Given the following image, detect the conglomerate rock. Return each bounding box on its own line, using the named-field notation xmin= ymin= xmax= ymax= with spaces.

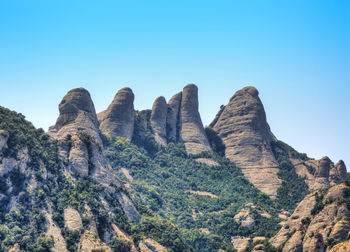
xmin=98 ymin=87 xmax=135 ymax=141
xmin=150 ymin=96 xmax=167 ymax=146
xmin=211 ymin=86 xmax=280 ymax=197
xmin=179 ymin=84 xmax=211 ymax=154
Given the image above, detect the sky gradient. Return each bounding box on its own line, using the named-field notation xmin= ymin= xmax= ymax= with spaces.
xmin=0 ymin=1 xmax=349 ymax=168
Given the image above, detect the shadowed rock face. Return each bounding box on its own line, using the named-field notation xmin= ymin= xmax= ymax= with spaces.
xmin=336 ymin=160 xmax=347 ymax=181
xmin=48 ymin=88 xmax=101 ymax=144
xmin=311 ymin=156 xmax=331 ymax=190
xmin=179 ymin=84 xmax=211 ymax=154
xmin=316 ymin=156 xmax=331 ymax=178
xmin=166 ymin=92 xmax=182 ymax=141
xmin=211 ymin=86 xmax=280 ymax=197
xmin=98 ymin=87 xmax=135 ymax=141
xmin=150 ymin=96 xmax=167 ymax=146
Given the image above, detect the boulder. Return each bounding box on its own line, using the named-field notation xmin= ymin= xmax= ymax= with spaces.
xmin=98 ymin=87 xmax=135 ymax=141
xmin=211 ymin=86 xmax=280 ymax=197
xmin=166 ymin=92 xmax=182 ymax=141
xmin=150 ymin=96 xmax=167 ymax=146
xmin=179 ymin=84 xmax=211 ymax=154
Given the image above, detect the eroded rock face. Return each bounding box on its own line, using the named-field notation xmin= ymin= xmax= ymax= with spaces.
xmin=48 ymin=88 xmax=139 ymax=223
xmin=179 ymin=84 xmax=211 ymax=154
xmin=150 ymin=96 xmax=167 ymax=146
xmin=166 ymin=92 xmax=182 ymax=141
xmin=64 ymin=207 xmax=83 ymax=231
xmin=271 ymin=183 xmax=350 ymax=252
xmin=211 ymin=86 xmax=280 ymax=197
xmin=98 ymin=87 xmax=135 ymax=141
xmin=336 ymin=160 xmax=347 ymax=181
xmin=312 ymin=156 xmax=331 ymax=190
xmin=48 ymin=88 xmax=101 ymax=145
xmin=138 ymin=239 xmax=167 ymax=252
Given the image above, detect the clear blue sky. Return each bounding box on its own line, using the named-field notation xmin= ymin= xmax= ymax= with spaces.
xmin=0 ymin=1 xmax=349 ymax=168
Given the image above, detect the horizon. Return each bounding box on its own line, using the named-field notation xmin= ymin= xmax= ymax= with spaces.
xmin=1 ymin=0 xmax=349 ymax=169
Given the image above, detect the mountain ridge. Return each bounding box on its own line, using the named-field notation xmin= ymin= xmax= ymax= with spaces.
xmin=0 ymin=84 xmax=348 ymax=252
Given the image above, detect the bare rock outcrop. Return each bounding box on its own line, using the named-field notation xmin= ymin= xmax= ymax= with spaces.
xmin=336 ymin=160 xmax=347 ymax=181
xmin=271 ymin=183 xmax=350 ymax=252
xmin=150 ymin=96 xmax=167 ymax=146
xmin=311 ymin=156 xmax=331 ymax=191
xmin=179 ymin=84 xmax=211 ymax=154
xmin=78 ymin=230 xmax=112 ymax=252
xmin=211 ymin=86 xmax=280 ymax=197
xmin=48 ymin=88 xmax=140 ymax=223
xmin=138 ymin=239 xmax=167 ymax=252
xmin=98 ymin=87 xmax=135 ymax=141
xmin=64 ymin=207 xmax=83 ymax=231
xmin=48 ymin=88 xmax=101 ymax=145
xmin=166 ymin=92 xmax=182 ymax=141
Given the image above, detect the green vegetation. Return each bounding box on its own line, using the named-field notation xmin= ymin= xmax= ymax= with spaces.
xmin=271 ymin=141 xmax=309 ymax=212
xmin=104 ymin=135 xmax=283 ymax=251
xmin=204 ymin=127 xmax=225 ymax=156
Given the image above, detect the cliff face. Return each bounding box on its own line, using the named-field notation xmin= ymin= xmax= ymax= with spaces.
xmin=150 ymin=96 xmax=168 ymax=146
xmin=166 ymin=92 xmax=182 ymax=141
xmin=270 ymin=182 xmax=350 ymax=252
xmin=98 ymin=87 xmax=135 ymax=141
xmin=48 ymin=88 xmax=102 ymax=145
xmin=49 ymin=88 xmax=140 ymax=222
xmin=179 ymin=84 xmax=212 ymax=154
xmin=211 ymin=86 xmax=280 ymax=197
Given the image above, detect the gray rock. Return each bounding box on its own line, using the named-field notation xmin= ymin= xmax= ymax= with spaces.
xmin=211 ymin=86 xmax=280 ymax=197
xmin=64 ymin=207 xmax=83 ymax=231
xmin=166 ymin=92 xmax=182 ymax=141
xmin=150 ymin=96 xmax=167 ymax=146
xmin=316 ymin=156 xmax=331 ymax=178
xmin=179 ymin=84 xmax=211 ymax=154
xmin=98 ymin=87 xmax=135 ymax=141
xmin=48 ymin=88 xmax=102 ymax=145
xmin=336 ymin=160 xmax=347 ymax=181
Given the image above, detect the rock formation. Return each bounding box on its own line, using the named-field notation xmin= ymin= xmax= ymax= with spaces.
xmin=98 ymin=87 xmax=135 ymax=141
xmin=48 ymin=88 xmax=102 ymax=145
xmin=150 ymin=96 xmax=167 ymax=146
xmin=179 ymin=84 xmax=211 ymax=154
xmin=166 ymin=92 xmax=182 ymax=141
xmin=211 ymin=86 xmax=280 ymax=197
xmin=311 ymin=156 xmax=331 ymax=190
xmin=336 ymin=160 xmax=347 ymax=181
xmin=270 ymin=183 xmax=350 ymax=251
xmin=48 ymin=88 xmax=140 ymax=222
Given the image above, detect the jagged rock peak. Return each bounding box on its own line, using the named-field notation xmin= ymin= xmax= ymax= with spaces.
xmin=211 ymin=86 xmax=280 ymax=197
xmin=336 ymin=160 xmax=347 ymax=181
xmin=180 ymin=84 xmax=211 ymax=154
xmin=48 ymin=88 xmax=101 ymax=144
xmin=166 ymin=92 xmax=182 ymax=141
xmin=316 ymin=156 xmax=331 ymax=178
xmin=150 ymin=96 xmax=167 ymax=146
xmin=98 ymin=87 xmax=135 ymax=141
